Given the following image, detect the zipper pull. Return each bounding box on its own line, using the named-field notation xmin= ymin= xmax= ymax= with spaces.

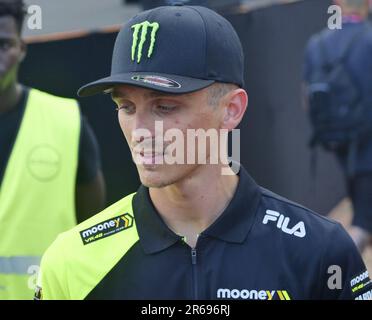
xmin=191 ymin=248 xmax=197 ymax=265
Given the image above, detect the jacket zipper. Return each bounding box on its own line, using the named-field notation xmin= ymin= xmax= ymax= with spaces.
xmin=191 ymin=248 xmax=198 ymax=299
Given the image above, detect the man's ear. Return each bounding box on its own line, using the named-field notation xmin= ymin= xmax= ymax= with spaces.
xmin=221 ymin=89 xmax=248 ymax=131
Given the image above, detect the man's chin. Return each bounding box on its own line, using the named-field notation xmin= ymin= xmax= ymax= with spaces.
xmin=137 ymin=165 xmax=168 ymax=188
xmin=136 ymin=163 xmax=199 ymax=188
xmin=139 ymin=177 xmax=171 ymax=189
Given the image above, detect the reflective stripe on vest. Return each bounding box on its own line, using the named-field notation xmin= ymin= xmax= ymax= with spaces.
xmin=0 ymin=256 xmax=41 ymax=274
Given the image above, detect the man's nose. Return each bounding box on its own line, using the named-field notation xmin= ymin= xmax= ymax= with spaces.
xmin=131 ymin=110 xmax=156 ymax=143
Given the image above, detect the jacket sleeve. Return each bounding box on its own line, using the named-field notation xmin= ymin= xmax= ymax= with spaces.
xmin=34 ymin=234 xmax=70 ymax=300
xmin=320 ymin=223 xmax=371 ymax=300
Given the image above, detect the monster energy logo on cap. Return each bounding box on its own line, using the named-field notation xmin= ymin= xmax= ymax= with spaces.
xmin=131 ymin=21 xmax=160 ymax=64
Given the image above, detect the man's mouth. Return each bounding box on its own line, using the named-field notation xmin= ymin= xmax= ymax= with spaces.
xmin=134 ymin=150 xmax=165 ymax=165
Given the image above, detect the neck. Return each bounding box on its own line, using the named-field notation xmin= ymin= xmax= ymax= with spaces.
xmin=0 ymin=83 xmax=22 ymax=114
xmin=149 ymin=164 xmax=239 ymax=247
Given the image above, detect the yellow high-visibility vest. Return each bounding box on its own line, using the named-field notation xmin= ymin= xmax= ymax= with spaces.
xmin=0 ymin=88 xmax=80 ymax=299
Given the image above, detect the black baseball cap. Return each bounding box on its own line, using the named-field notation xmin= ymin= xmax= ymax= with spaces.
xmin=77 ymin=4 xmax=244 ymax=97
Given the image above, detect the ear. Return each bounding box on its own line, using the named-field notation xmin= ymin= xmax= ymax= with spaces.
xmin=221 ymin=88 xmax=248 ymax=131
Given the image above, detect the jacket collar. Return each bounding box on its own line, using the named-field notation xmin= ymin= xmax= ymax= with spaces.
xmin=132 ymin=166 xmax=262 ymax=254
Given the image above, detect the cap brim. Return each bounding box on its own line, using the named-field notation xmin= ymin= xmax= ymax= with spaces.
xmin=77 ymin=72 xmax=215 ymax=97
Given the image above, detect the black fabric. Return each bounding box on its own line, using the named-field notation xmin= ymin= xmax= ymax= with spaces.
xmin=0 ymin=87 xmax=28 ymax=184
xmin=0 ymin=86 xmax=101 ymax=187
xmin=77 ymin=115 xmax=101 ymax=184
xmin=86 ymin=166 xmax=369 ymax=300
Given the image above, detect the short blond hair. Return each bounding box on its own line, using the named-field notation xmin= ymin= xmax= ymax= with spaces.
xmin=207 ymin=83 xmax=238 ymax=107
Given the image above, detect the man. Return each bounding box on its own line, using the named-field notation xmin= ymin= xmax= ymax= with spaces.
xmin=0 ymin=0 xmax=105 ymax=299
xmin=37 ymin=4 xmax=371 ymax=300
xmin=303 ymin=0 xmax=372 ymax=253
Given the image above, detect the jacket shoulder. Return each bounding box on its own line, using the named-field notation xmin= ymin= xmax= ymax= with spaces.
xmin=39 ymin=192 xmax=138 ymax=299
xmin=58 ymin=192 xmax=136 ymax=249
xmin=260 ymin=187 xmax=341 ymax=237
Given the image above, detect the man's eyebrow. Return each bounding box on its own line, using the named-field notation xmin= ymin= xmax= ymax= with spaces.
xmin=111 ymin=90 xmax=181 ymax=100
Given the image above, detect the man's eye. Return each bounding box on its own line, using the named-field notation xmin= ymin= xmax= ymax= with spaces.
xmin=116 ymin=105 xmax=135 ymax=114
xmin=157 ymin=105 xmax=177 ymax=113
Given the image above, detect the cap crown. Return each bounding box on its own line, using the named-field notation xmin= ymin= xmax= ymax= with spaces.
xmin=111 ymin=5 xmax=244 ymax=87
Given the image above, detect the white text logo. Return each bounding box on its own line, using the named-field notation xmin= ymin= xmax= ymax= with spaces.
xmin=262 ymin=210 xmax=306 ymax=238
xmin=216 ymin=288 xmax=291 ymax=300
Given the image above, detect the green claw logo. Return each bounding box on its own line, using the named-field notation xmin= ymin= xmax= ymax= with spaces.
xmin=131 ymin=21 xmax=160 ymax=63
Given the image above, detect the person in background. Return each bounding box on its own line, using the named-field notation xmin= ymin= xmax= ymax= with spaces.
xmin=0 ymin=0 xmax=105 ymax=299
xmin=303 ymin=0 xmax=372 ymax=253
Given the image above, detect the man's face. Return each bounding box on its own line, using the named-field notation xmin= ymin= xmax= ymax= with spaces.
xmin=0 ymin=16 xmax=24 ymax=92
xmin=112 ymin=84 xmax=224 ymax=188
